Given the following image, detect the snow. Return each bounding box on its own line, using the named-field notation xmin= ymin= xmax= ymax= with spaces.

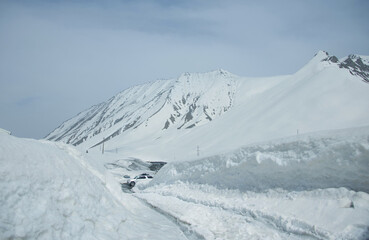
xmin=150 ymin=126 xmax=369 ymax=192
xmin=136 ymin=183 xmax=369 ymax=240
xmin=3 ymin=51 xmax=369 ymax=239
xmin=130 ymin=126 xmax=369 ymax=239
xmin=45 ymin=51 xmax=369 ymax=165
xmin=3 ymin=126 xmax=369 ymax=239
xmin=0 ymin=128 xmax=11 ymax=135
xmin=0 ymin=134 xmax=187 ymax=240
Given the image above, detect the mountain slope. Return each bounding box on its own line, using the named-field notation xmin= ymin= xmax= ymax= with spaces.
xmin=46 ymin=69 xmax=238 ymax=146
xmin=46 ymin=51 xmax=369 ymax=161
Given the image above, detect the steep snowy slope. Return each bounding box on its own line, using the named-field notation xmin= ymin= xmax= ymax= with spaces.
xmin=46 ymin=69 xmax=238 ymax=146
xmin=46 ymin=51 xmax=369 ymax=162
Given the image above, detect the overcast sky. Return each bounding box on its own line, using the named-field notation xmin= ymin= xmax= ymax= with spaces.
xmin=1 ymin=0 xmax=368 ymax=139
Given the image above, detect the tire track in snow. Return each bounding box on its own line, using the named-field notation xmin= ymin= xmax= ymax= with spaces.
xmin=136 ymin=192 xmax=329 ymax=240
xmin=174 ymin=195 xmax=328 ymax=239
xmin=134 ymin=195 xmax=206 ymax=240
xmin=227 ymin=206 xmax=328 ymax=240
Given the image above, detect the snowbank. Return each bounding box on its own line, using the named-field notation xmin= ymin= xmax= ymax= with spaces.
xmin=0 ymin=134 xmax=189 ymax=240
xmin=134 ymin=126 xmax=369 ymax=239
xmin=150 ymin=126 xmax=369 ymax=193
xmin=0 ymin=134 xmax=132 ymax=239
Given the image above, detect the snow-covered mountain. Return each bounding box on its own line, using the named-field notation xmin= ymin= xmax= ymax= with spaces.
xmin=4 ymin=51 xmax=369 ymax=239
xmin=46 ymin=51 xmax=369 ymax=161
xmin=46 ymin=69 xmax=237 ymax=145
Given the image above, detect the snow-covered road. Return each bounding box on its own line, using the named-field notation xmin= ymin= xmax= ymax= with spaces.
xmin=135 ymin=183 xmax=369 ymax=240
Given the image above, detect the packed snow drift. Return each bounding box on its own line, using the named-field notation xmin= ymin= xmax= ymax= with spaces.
xmin=0 ymin=133 xmax=188 ymax=240
xmin=151 ymin=126 xmax=369 ymax=193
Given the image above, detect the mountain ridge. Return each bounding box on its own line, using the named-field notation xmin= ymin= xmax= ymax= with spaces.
xmin=45 ymin=51 xmax=369 ymax=161
xmin=46 ymin=68 xmax=239 ymax=145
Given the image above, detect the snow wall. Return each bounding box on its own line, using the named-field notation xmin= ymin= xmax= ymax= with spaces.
xmin=150 ymin=126 xmax=369 ymax=193
xmin=0 ymin=134 xmax=129 ymax=240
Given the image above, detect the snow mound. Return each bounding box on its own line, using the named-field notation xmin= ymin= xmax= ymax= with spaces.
xmin=0 ymin=134 xmax=130 ymax=239
xmin=150 ymin=126 xmax=369 ymax=193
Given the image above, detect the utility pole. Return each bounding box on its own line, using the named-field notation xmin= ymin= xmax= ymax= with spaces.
xmin=102 ymin=138 xmax=105 ymax=154
xmin=297 ymin=129 xmax=299 ymax=159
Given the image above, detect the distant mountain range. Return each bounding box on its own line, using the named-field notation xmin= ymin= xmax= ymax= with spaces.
xmin=46 ymin=51 xmax=369 ymax=161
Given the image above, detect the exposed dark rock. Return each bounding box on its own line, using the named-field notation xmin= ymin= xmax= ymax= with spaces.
xmin=93 ymin=128 xmax=101 ymax=136
xmin=322 ymin=55 xmax=339 ymax=63
xmin=123 ymin=119 xmax=138 ymax=131
xmin=340 ymin=55 xmax=369 ymax=83
xmin=163 ymin=120 xmax=170 ymax=130
xmin=184 ymin=111 xmax=193 ymax=122
xmin=73 ymin=136 xmax=87 ymax=146
xmin=114 ymin=117 xmax=124 ymax=125
xmin=111 ymin=128 xmax=121 ymax=138
xmin=203 ymin=106 xmax=212 ymax=121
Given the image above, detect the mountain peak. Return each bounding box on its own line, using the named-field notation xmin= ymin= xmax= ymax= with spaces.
xmin=314 ymin=50 xmax=329 ymax=58
xmin=312 ymin=50 xmax=339 ymax=63
xmin=296 ymin=51 xmax=338 ymax=76
xmin=178 ymin=69 xmax=236 ymax=80
xmin=300 ymin=51 xmax=369 ymax=83
xmin=345 ymin=54 xmax=369 ymax=63
xmin=340 ymin=54 xmax=369 ymax=83
xmin=306 ymin=50 xmax=330 ymax=65
xmin=216 ymin=68 xmax=231 ymax=75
